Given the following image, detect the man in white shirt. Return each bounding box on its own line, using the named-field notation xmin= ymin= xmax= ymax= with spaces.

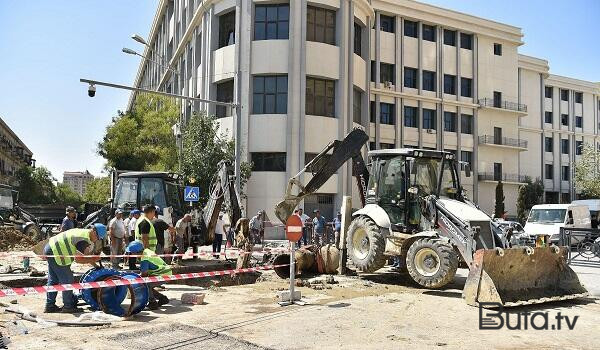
xmin=172 ymin=214 xmax=192 ymax=264
xmin=213 ymin=213 xmax=226 ymax=259
xmin=249 ymin=211 xmax=264 ymax=245
xmin=127 ymin=210 xmax=141 ymax=269
xmin=298 ymin=208 xmax=311 ymax=247
xmin=108 ymin=209 xmax=126 ymax=269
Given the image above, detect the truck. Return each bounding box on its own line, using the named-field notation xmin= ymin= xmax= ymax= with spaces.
xmin=524 ymin=203 xmax=591 ymax=245
xmin=274 ymin=128 xmax=587 ymax=307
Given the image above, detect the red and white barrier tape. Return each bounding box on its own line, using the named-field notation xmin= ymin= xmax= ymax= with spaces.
xmin=0 ymin=248 xmax=291 ymax=260
xmin=0 ymin=264 xmax=289 ymax=298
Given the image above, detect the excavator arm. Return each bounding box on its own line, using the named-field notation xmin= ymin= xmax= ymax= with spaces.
xmin=274 ymin=128 xmax=370 ymax=224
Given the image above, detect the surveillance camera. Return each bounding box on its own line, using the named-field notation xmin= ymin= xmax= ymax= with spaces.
xmin=88 ymin=84 xmax=96 ymax=97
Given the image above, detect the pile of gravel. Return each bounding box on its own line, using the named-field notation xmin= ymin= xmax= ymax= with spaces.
xmin=0 ymin=226 xmax=36 ymax=251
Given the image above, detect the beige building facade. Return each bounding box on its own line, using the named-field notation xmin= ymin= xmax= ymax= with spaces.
xmin=0 ymin=117 xmax=34 ymax=187
xmin=63 ymin=171 xmax=94 ymax=196
xmin=129 ymin=0 xmax=600 ymax=220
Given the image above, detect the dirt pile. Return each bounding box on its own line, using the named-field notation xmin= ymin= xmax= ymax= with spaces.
xmin=0 ymin=226 xmax=37 ymax=251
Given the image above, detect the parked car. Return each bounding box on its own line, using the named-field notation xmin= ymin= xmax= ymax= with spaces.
xmin=524 ymin=204 xmax=591 ymax=245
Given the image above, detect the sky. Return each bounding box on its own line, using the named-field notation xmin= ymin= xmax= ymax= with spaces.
xmin=0 ymin=1 xmax=598 ymax=182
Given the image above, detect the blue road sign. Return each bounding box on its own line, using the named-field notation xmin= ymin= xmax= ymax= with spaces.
xmin=184 ymin=186 xmax=200 ymax=202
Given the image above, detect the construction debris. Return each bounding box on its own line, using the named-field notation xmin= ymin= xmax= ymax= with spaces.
xmin=0 ymin=227 xmax=36 ymax=251
xmin=181 ymin=293 xmax=205 ymax=305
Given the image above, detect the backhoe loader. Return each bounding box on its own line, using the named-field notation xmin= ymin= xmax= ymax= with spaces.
xmin=275 ymin=128 xmax=587 ymax=307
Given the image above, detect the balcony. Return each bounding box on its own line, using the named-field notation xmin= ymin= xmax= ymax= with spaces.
xmin=478 ymin=98 xmax=527 ymax=113
xmin=478 ymin=135 xmax=527 ymax=149
xmin=478 ymin=172 xmax=527 ymax=184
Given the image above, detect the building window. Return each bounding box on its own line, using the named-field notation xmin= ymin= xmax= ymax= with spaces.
xmin=380 ymin=63 xmax=395 ymax=85
xmin=369 ymin=101 xmax=375 ymax=123
xmin=461 ymin=78 xmax=472 ymax=97
xmin=380 ymin=143 xmax=395 ymax=149
xmin=423 ymin=109 xmax=436 ymax=130
xmin=307 ymin=6 xmax=336 ymax=45
xmin=493 ymin=91 xmax=502 ymax=108
xmin=443 ymin=29 xmax=456 ymax=46
xmin=493 ymin=43 xmax=502 ymax=56
xmin=252 ymin=75 xmax=288 ymax=114
xmin=254 ymin=4 xmax=289 ymax=40
xmin=576 ymin=141 xmax=583 ymax=155
xmin=404 ymin=20 xmax=418 ymax=38
xmin=544 ymin=111 xmax=553 ymax=124
xmin=216 ymin=80 xmax=234 ymax=118
xmin=353 ymin=88 xmax=362 ymax=124
xmin=493 ymin=163 xmax=502 ymax=181
xmin=422 ymin=70 xmax=436 ymax=91
xmin=561 ymin=89 xmax=569 ymax=101
xmin=460 ymin=33 xmax=472 ymax=50
xmin=575 ymin=92 xmax=583 ymax=103
xmin=251 ymin=152 xmax=286 ymax=172
xmin=461 ymin=114 xmax=473 ymax=134
xmin=561 ymin=139 xmax=569 ymax=154
xmin=218 ymin=11 xmax=236 ymax=48
xmin=354 ymin=22 xmax=362 ymax=56
xmin=404 ymin=67 xmax=418 ymax=88
xmin=561 ymin=114 xmax=569 ymax=126
xmin=444 ymin=112 xmax=457 ymax=132
xmin=576 ymin=116 xmax=583 ymax=128
xmin=444 ymin=74 xmax=456 ymax=95
xmin=404 ymin=106 xmax=418 ymax=128
xmin=306 ymin=77 xmax=335 ymax=117
xmin=422 ymin=24 xmax=436 ymax=41
xmin=545 ymin=164 xmax=553 ymax=179
xmin=545 ymin=86 xmax=553 ymax=98
xmin=561 ymin=165 xmax=569 ymax=181
xmin=545 ymin=136 xmax=553 ymax=152
xmin=380 ymin=14 xmax=395 ymax=33
xmin=380 ymin=103 xmax=394 ymax=125
xmin=461 ymin=151 xmax=473 ymax=166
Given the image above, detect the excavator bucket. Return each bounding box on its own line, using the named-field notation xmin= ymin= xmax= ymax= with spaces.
xmin=463 ymin=246 xmax=588 ymax=307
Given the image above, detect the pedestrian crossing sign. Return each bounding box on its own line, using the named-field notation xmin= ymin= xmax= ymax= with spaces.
xmin=184 ymin=186 xmax=200 ymax=202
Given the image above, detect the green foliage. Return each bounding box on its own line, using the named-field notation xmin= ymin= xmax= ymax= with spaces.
xmin=574 ymin=144 xmax=600 ymax=198
xmin=494 ymin=180 xmax=505 ymax=218
xmin=97 ymin=94 xmax=179 ymax=172
xmin=15 ymin=166 xmax=57 ymax=204
xmin=83 ymin=177 xmax=111 ymax=204
xmin=55 ymin=183 xmax=83 ymax=208
xmin=516 ymin=177 xmax=544 ymax=224
xmin=181 ymin=112 xmax=252 ymax=204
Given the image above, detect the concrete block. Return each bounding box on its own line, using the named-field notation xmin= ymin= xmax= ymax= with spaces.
xmin=276 ymin=290 xmax=301 ymax=302
xmin=181 ymin=293 xmax=206 ymax=305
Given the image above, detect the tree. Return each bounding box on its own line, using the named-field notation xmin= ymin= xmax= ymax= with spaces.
xmin=83 ymin=177 xmax=111 ymax=204
xmin=181 ymin=112 xmax=252 ymax=205
xmin=15 ymin=166 xmax=57 ymax=204
xmin=494 ymin=180 xmax=505 ymax=218
xmin=55 ymin=183 xmax=83 ymax=208
xmin=574 ymin=143 xmax=600 ymax=198
xmin=97 ymin=94 xmax=179 ymax=172
xmin=516 ymin=177 xmax=544 ymax=224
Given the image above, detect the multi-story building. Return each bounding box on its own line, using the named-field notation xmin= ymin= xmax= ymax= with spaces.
xmin=0 ymin=117 xmax=34 ymax=186
xmin=129 ymin=0 xmax=600 ymax=220
xmin=63 ymin=171 xmax=94 ymax=196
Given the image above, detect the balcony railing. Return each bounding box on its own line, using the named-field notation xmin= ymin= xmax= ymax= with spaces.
xmin=478 ymin=172 xmax=527 ymax=183
xmin=478 ymin=135 xmax=528 ymax=148
xmin=478 ymin=98 xmax=527 ymax=113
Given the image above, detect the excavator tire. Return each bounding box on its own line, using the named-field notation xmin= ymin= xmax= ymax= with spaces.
xmin=24 ymin=224 xmax=43 ymax=241
xmin=346 ymin=216 xmax=387 ymax=273
xmin=406 ymin=237 xmax=458 ymax=289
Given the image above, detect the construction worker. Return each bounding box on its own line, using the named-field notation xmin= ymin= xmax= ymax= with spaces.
xmin=127 ymin=209 xmax=141 ymax=269
xmin=44 ymin=223 xmax=106 ymax=313
xmin=173 ymin=214 xmax=192 ymax=264
xmin=60 ymin=206 xmax=77 ymax=232
xmin=135 ymin=204 xmax=158 ymax=252
xmin=125 ymin=241 xmax=171 ymax=310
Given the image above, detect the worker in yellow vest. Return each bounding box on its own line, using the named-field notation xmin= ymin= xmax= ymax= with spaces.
xmin=44 ymin=223 xmax=107 ymax=313
xmin=135 ymin=204 xmax=158 ymax=252
xmin=125 ymin=240 xmax=171 ymax=310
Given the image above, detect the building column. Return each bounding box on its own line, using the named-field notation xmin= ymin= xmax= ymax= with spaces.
xmin=472 ymin=34 xmax=479 ymax=203
xmin=374 ymin=11 xmax=381 ymax=148
xmin=395 ymin=15 xmax=403 ymax=147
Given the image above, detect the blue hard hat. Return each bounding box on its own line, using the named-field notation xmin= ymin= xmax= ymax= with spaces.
xmin=126 ymin=240 xmax=144 ymax=253
xmin=93 ymin=223 xmax=107 ymax=240
xmin=131 ymin=209 xmax=141 ymax=215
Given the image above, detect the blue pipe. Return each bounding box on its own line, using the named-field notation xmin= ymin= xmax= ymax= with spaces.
xmin=80 ymin=268 xmax=149 ymax=316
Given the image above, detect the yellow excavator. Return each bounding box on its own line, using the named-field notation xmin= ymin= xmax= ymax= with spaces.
xmin=275 ymin=128 xmax=587 ymax=307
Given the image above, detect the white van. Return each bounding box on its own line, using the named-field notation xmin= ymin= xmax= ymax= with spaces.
xmin=524 ymin=204 xmax=591 ymax=244
xmin=571 ymin=199 xmax=600 ymax=227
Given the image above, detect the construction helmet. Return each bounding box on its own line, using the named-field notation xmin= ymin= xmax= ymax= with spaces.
xmin=66 ymin=206 xmax=76 ymax=214
xmin=126 ymin=240 xmax=144 ymax=253
xmin=93 ymin=223 xmax=107 ymax=240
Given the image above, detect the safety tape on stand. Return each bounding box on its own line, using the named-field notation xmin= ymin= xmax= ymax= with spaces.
xmin=0 ymin=264 xmax=289 ymax=298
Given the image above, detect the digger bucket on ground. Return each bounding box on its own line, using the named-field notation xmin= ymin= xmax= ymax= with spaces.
xmin=463 ymin=246 xmax=588 ymax=307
